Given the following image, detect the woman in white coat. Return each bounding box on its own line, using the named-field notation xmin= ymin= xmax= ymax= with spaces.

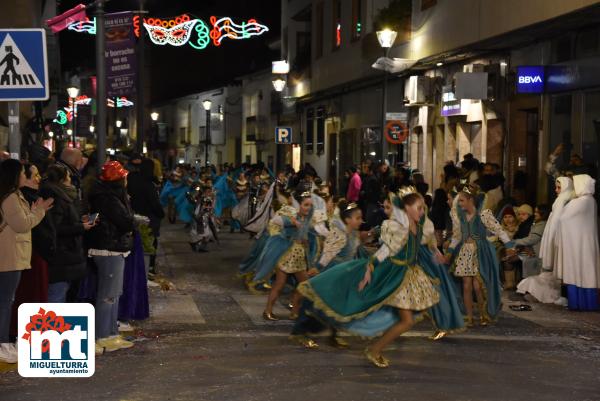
xmin=556 ymin=174 xmax=600 ymax=310
xmin=517 ymin=177 xmax=574 ymax=303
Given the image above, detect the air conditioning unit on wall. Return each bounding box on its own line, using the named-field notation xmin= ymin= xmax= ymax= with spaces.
xmin=404 ymin=76 xmax=433 ymax=106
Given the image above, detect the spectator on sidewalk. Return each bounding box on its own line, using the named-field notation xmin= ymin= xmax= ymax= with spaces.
xmin=514 ymin=204 xmax=534 ymax=240
xmin=87 ymin=161 xmax=135 ymax=354
xmin=555 ymin=174 xmax=600 ymax=311
xmin=429 ymin=188 xmax=450 ymax=250
xmin=9 ymin=163 xmax=55 ymax=338
xmin=517 ymin=177 xmax=574 ymax=304
xmin=56 ymin=147 xmax=85 ymax=203
xmin=127 ymin=158 xmax=165 ymax=274
xmin=477 ymin=163 xmax=504 ymax=214
xmin=0 ymin=159 xmax=52 ymax=364
xmin=346 ymin=166 xmax=361 ymax=202
xmin=41 ymin=164 xmax=95 ymax=302
xmin=545 ymin=143 xmax=595 ymax=180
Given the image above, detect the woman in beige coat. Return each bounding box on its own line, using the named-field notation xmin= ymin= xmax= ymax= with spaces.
xmin=0 ymin=159 xmax=53 ymax=363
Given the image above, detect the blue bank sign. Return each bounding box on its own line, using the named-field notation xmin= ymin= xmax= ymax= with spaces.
xmin=516 ymin=66 xmax=545 ymax=94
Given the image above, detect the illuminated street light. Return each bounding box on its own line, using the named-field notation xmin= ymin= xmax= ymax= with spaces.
xmin=202 ymin=100 xmax=212 ymax=166
xmin=376 ymin=29 xmax=397 ymax=48
xmin=66 ymin=87 xmax=80 ymax=144
xmin=272 ymin=78 xmax=286 ymax=92
xmin=89 ymin=125 xmax=95 ymax=133
xmin=116 ymin=120 xmax=122 ymax=128
xmin=48 ymin=131 xmax=54 ymax=138
xmin=150 ymin=112 xmax=159 ymax=121
xmin=66 ymin=86 xmax=80 ymax=99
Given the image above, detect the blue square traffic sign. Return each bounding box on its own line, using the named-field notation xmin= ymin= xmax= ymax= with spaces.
xmin=0 ymin=29 xmax=49 ymax=101
xmin=275 ymin=127 xmax=292 ymax=144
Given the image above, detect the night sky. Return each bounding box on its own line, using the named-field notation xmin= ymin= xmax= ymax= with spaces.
xmin=58 ymin=0 xmax=281 ymax=102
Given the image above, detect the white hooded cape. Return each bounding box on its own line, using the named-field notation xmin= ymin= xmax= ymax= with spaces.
xmin=555 ymin=174 xmax=600 ymax=289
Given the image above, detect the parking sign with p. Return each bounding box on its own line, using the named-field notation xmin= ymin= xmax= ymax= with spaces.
xmin=275 ymin=127 xmax=292 ymax=144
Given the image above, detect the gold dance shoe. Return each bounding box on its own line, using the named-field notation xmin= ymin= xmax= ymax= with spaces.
xmin=464 ymin=316 xmax=474 ymax=328
xmin=289 ymin=335 xmax=319 ymax=349
xmin=429 ymin=331 xmax=447 ymax=341
xmin=329 ymin=336 xmax=349 ymax=349
xmin=479 ymin=316 xmax=491 ymax=327
xmin=364 ymin=348 xmax=389 ymax=368
xmin=262 ymin=311 xmax=279 ymax=321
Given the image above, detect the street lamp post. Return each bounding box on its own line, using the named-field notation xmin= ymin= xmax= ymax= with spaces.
xmin=150 ymin=112 xmax=159 ymax=152
xmin=376 ymin=28 xmax=397 ymax=162
xmin=202 ymin=100 xmax=212 ymax=166
xmin=67 ymin=86 xmax=80 ymax=146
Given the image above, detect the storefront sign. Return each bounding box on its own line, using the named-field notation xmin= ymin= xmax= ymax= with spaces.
xmin=516 ymin=66 xmax=544 ymax=94
xmin=441 ymin=85 xmax=465 ymax=116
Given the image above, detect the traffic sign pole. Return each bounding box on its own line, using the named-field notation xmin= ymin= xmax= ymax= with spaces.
xmin=8 ymin=102 xmax=20 ymax=158
xmin=95 ymin=0 xmax=107 ymax=172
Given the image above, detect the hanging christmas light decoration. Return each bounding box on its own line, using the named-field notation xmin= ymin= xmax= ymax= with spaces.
xmin=108 ymin=97 xmax=135 ymax=108
xmin=68 ymin=17 xmax=96 ymax=34
xmin=53 ymin=110 xmax=68 ymax=125
xmin=67 ymin=13 xmax=269 ymax=51
xmin=208 ymin=16 xmax=268 ymax=46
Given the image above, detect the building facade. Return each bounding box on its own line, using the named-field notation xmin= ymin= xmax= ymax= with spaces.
xmin=152 ymin=85 xmax=242 ymax=169
xmin=281 ymin=0 xmax=600 ymax=203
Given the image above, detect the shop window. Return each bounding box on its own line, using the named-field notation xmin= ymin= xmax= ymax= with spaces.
xmin=575 ymin=27 xmax=600 ymax=59
xmin=352 ymin=0 xmax=363 ymax=41
xmin=583 ymin=91 xmax=600 ymax=169
xmin=316 ymin=106 xmax=325 ymax=154
xmin=179 ymin=127 xmax=188 ymax=144
xmin=549 ymin=95 xmax=572 ymax=164
xmin=306 ymin=108 xmax=314 ymax=153
xmin=295 ymin=32 xmax=311 ymax=70
xmin=315 ymin=2 xmax=324 ymax=59
xmin=332 ymin=0 xmax=342 ymax=50
xmin=552 ymin=35 xmax=573 ymax=63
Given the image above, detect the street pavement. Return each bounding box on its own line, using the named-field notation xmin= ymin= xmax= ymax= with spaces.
xmin=1 ymin=224 xmax=600 ymax=401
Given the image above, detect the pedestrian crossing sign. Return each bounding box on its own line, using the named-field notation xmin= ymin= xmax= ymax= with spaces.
xmin=0 ymin=29 xmax=48 ymax=101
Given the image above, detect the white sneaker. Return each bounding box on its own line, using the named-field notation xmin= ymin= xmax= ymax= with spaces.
xmin=118 ymin=321 xmax=133 ymax=332
xmin=0 ymin=343 xmax=18 ymax=364
xmin=554 ymin=297 xmax=568 ymax=307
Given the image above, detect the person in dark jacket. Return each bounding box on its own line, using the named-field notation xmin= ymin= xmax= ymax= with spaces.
xmin=87 ymin=161 xmax=135 ymax=354
xmin=514 ymin=204 xmax=534 ymax=240
xmin=428 ymin=188 xmax=450 ymax=250
xmin=41 ymin=165 xmax=94 ymax=303
xmin=127 ymin=158 xmax=165 ymax=273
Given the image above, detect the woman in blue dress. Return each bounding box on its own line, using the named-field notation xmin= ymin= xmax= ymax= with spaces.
xmin=312 ymin=199 xmax=363 ymax=273
xmin=292 ymin=199 xmax=364 ymax=348
xmin=261 ymin=191 xmax=328 ymax=321
xmin=447 ymin=185 xmax=514 ymax=327
xmin=296 ymin=191 xmax=464 ymax=367
xmin=239 ymin=191 xmax=293 ymax=284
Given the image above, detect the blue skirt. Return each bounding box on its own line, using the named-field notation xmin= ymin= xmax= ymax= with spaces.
xmin=566 ymin=285 xmax=600 ymax=311
xmin=239 ymin=233 xmax=269 ymax=275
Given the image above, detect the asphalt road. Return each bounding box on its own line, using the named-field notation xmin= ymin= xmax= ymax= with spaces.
xmin=1 ymin=224 xmax=600 ymax=401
